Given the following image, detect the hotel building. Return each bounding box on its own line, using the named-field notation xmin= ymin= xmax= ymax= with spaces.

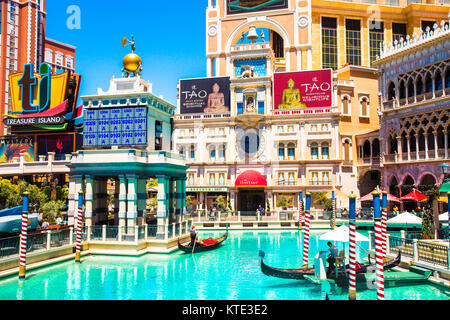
xmin=0 ymin=0 xmax=76 ymax=135
xmin=374 ymin=14 xmax=450 ymax=202
xmin=173 ymin=0 xmax=449 ymax=213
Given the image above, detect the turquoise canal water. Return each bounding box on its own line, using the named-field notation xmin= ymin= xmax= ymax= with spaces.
xmin=0 ymin=230 xmax=448 ymax=300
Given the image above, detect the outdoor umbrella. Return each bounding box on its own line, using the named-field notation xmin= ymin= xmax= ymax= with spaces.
xmin=319 ymin=225 xmax=369 ymax=243
xmin=387 ymin=212 xmax=422 ymax=228
xmin=359 ymin=190 xmax=401 ymax=202
xmin=400 ymin=189 xmax=427 ymax=202
xmin=439 ymin=212 xmax=449 ymax=223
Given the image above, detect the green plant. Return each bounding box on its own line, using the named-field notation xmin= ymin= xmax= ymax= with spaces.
xmin=266 ymin=198 xmax=271 ymax=212
xmin=41 ymin=200 xmax=65 ymax=223
xmin=422 ymin=188 xmax=439 ymax=239
xmin=228 ymin=198 xmax=233 ymax=211
xmin=216 ymin=195 xmax=226 ymax=210
xmin=277 ymin=195 xmax=290 ymax=209
xmin=312 ymin=191 xmax=333 ymax=211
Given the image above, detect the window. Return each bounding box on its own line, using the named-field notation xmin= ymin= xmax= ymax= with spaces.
xmin=279 ymin=143 xmax=285 ymax=160
xmin=288 ymin=172 xmax=296 ymax=186
xmin=421 ymin=20 xmax=435 ymax=33
xmin=346 ymin=19 xmax=361 ymax=66
xmin=311 ymin=143 xmax=319 ymax=160
xmin=155 ymin=121 xmax=163 ymax=150
xmin=342 ymin=96 xmax=350 ymax=115
xmin=288 ymin=144 xmax=295 ymax=160
xmin=311 ymin=124 xmax=318 ymax=132
xmin=278 ymin=126 xmax=284 ymax=133
xmin=323 ymin=172 xmax=330 ymax=185
xmin=190 ymin=145 xmax=195 ymax=160
xmin=189 ymin=129 xmax=194 ymax=136
xmin=220 ymin=145 xmax=226 ymax=161
xmin=218 ymin=173 xmax=226 ymax=186
xmin=369 ymin=22 xmax=384 ymax=66
xmin=55 ymin=53 xmax=63 ymax=66
xmin=209 ymin=174 xmax=216 ymax=186
xmin=322 ymin=142 xmax=329 ymax=160
xmin=45 ymin=50 xmax=53 ymax=63
xmin=278 ymin=173 xmax=285 ymax=185
xmin=288 ymin=126 xmax=294 ymax=133
xmin=322 ymin=17 xmax=338 ymax=70
xmin=66 ymin=56 xmax=74 ymax=69
xmin=311 ymin=172 xmax=319 ymax=185
xmin=322 ymin=124 xmax=329 ymax=131
xmin=344 ymin=141 xmax=351 ymax=162
xmin=210 ymin=146 xmax=216 ymax=161
xmin=392 ymin=23 xmax=407 ymax=44
xmin=188 ymin=174 xmax=195 ymax=186
xmin=361 ymin=97 xmax=369 ymax=117
xmin=219 ymin=128 xmax=224 ymax=136
xmin=179 ymin=146 xmax=185 ymax=157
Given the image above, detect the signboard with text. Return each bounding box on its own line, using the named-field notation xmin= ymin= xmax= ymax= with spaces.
xmin=83 ymin=107 xmax=148 ymax=147
xmin=274 ymin=69 xmax=333 ymax=110
xmin=226 ymin=0 xmax=288 ymax=15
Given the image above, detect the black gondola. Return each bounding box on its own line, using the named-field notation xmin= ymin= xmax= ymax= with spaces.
xmin=178 ymin=230 xmax=229 ymax=253
xmin=259 ymin=251 xmax=315 ymax=280
xmin=259 ymin=250 xmax=401 ymax=281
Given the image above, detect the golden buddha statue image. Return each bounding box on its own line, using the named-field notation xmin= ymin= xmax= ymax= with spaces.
xmin=205 ymin=83 xmax=230 ymax=113
xmin=277 ymin=78 xmax=307 ymax=109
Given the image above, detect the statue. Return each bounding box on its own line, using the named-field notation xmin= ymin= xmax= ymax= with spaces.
xmin=122 ymin=36 xmax=143 ymax=78
xmin=239 ymin=65 xmax=257 ymax=79
xmin=277 ymin=78 xmax=307 ymax=109
xmin=204 ymin=82 xmax=230 ymax=113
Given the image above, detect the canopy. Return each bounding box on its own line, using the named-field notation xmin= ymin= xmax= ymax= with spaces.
xmin=400 ymin=189 xmax=427 ymax=202
xmin=359 ymin=190 xmax=401 ymax=202
xmin=326 ymin=189 xmax=349 ymax=199
xmin=438 ymin=196 xmax=448 ymax=203
xmin=439 ymin=182 xmax=450 ymax=193
xmin=235 ymin=170 xmax=267 ymax=188
xmin=319 ymin=225 xmax=369 ymax=243
xmin=439 ymin=212 xmax=449 ymax=223
xmin=387 ymin=212 xmax=422 ymax=225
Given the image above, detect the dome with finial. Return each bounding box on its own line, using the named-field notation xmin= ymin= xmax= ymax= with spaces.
xmin=121 ymin=36 xmax=142 ymax=77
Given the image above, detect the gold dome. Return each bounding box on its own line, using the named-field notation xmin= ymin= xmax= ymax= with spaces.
xmin=123 ymin=53 xmax=142 ymax=73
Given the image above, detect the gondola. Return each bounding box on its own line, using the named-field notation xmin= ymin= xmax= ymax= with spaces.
xmin=259 ymin=251 xmax=315 ymax=280
xmin=178 ymin=229 xmax=229 ymax=254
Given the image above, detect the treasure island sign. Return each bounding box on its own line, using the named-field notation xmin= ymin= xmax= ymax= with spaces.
xmin=3 ymin=63 xmax=81 ymax=132
xmin=227 ymin=0 xmax=288 ymax=15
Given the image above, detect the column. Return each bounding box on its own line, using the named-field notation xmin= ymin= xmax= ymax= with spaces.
xmin=396 ymin=136 xmax=402 ymax=162
xmin=424 ymin=134 xmax=429 ymax=160
xmin=175 ymin=179 xmax=186 ymax=223
xmin=118 ymin=176 xmax=127 ymax=227
xmin=444 ymin=130 xmax=448 ymax=159
xmin=168 ymin=180 xmax=175 ymax=223
xmin=68 ymin=175 xmax=80 ymax=226
xmin=95 ymin=178 xmax=108 ymax=225
xmin=434 ymin=132 xmax=439 ymax=159
xmin=85 ymin=176 xmax=94 ymax=227
xmin=230 ymin=191 xmax=236 ymax=213
xmin=156 ymin=175 xmax=170 ymax=239
xmin=407 ymin=136 xmax=411 ymax=161
xmin=114 ymin=178 xmax=120 ymax=226
xmin=415 ymin=134 xmax=419 ymax=160
xmin=127 ymin=175 xmax=138 ymax=228
xmin=137 ymin=178 xmax=148 ymax=226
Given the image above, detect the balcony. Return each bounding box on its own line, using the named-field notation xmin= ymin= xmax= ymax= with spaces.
xmin=385 ymin=148 xmax=449 ymax=164
xmin=309 ymin=181 xmax=331 ymax=186
xmin=383 ymin=87 xmax=449 ymax=112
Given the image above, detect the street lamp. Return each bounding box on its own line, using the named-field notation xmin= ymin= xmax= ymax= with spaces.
xmin=441 ymin=163 xmax=449 ymax=183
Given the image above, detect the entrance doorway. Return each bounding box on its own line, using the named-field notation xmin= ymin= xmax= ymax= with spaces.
xmin=238 ymin=189 xmax=265 ymax=212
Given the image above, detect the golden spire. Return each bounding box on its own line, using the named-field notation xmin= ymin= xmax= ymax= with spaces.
xmin=122 ymin=35 xmax=142 ymax=77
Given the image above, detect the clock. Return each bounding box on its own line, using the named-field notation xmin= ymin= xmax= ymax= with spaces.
xmin=235 ymin=127 xmax=266 ymax=160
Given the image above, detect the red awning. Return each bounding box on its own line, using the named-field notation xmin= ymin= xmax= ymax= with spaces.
xmin=235 ymin=170 xmax=267 ymax=188
xmin=400 ymin=189 xmax=427 ymax=202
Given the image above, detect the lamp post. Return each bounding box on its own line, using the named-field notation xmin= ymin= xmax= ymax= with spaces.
xmin=441 ymin=163 xmax=449 ymax=183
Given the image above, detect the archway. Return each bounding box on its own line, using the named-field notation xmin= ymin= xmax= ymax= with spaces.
xmin=388 ymin=176 xmax=400 ymax=198
xmin=419 ymin=174 xmax=436 ymax=193
xmin=359 ymin=170 xmax=381 ymax=204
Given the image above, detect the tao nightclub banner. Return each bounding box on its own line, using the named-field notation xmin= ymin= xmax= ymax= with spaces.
xmin=180 ymin=77 xmax=231 ymax=115
xmin=274 ymin=70 xmax=333 ymax=110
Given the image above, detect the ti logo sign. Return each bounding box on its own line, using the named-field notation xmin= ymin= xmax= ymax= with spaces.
xmin=18 ymin=63 xmax=52 ymax=114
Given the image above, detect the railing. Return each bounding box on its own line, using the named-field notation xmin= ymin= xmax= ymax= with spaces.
xmin=417 ymin=242 xmax=449 ymax=268
xmin=390 ymin=236 xmax=415 ymax=258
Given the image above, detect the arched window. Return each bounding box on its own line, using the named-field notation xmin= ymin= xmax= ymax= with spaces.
xmin=425 ymin=73 xmax=433 ymax=93
xmin=399 ymin=80 xmax=406 ymax=100
xmin=389 ymin=135 xmax=397 ymax=154
xmin=322 ymin=142 xmax=329 ymax=160
xmin=218 ymin=173 xmax=225 ymax=186
xmin=311 ymin=143 xmax=319 ymax=160
xmin=387 ymin=82 xmax=396 ymax=100
xmin=427 ymin=128 xmax=435 ymax=151
xmin=220 ymin=145 xmax=226 ymax=161
xmin=190 ymin=145 xmax=195 ymax=160
xmin=278 ymin=173 xmax=285 ymax=185
xmin=418 ymin=129 xmax=425 ymax=152
xmin=210 ymin=146 xmax=216 ymax=161
xmin=188 ymin=173 xmax=195 ymax=186
xmin=342 ymin=96 xmax=350 ymax=114
xmin=344 ymin=141 xmax=351 ymax=162
xmin=323 ymin=172 xmax=330 ymax=185
xmin=288 ymin=143 xmax=295 ymax=160
xmin=407 ymin=80 xmax=414 ymax=98
xmin=437 ymin=126 xmax=445 ymax=149
xmin=445 ymin=69 xmax=450 ymax=89
xmin=435 ymin=70 xmax=443 ymax=92
xmin=279 ymin=143 xmax=285 ymax=160
xmin=361 ymin=97 xmax=369 ymax=117
xmin=416 ymin=76 xmax=423 ymax=95
xmin=372 ymin=139 xmax=380 ymax=157
xmin=288 ymin=172 xmax=295 ymax=185
xmin=209 ymin=173 xmax=216 ymax=186
xmin=409 ymin=132 xmax=417 ymax=152
xmin=363 ymin=140 xmax=371 ymax=158
xmin=311 ymin=172 xmax=319 ymax=185
xmin=179 ymin=146 xmax=185 ymax=157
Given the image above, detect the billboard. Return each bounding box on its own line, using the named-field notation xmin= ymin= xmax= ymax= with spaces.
xmin=0 ymin=136 xmax=35 ymax=163
xmin=4 ymin=63 xmax=81 ymax=132
xmin=274 ymin=70 xmax=333 ymax=110
xmin=226 ymin=0 xmax=288 ymax=15
xmin=179 ymin=77 xmax=231 ymax=115
xmin=83 ymin=107 xmax=147 ymax=147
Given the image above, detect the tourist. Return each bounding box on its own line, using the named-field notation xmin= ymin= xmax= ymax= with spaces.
xmin=41 ymin=220 xmax=49 ymax=230
xmin=326 ymin=242 xmax=338 ymax=277
xmin=190 ymin=225 xmax=197 ymax=246
xmin=257 ymin=205 xmax=264 ymax=216
xmin=56 ymin=216 xmax=63 ymax=226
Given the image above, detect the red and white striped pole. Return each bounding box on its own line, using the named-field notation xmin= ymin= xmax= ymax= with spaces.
xmin=373 ymin=190 xmax=385 ymax=300
xmin=348 ymin=192 xmax=357 ymax=300
xmin=299 ymin=192 xmax=303 ymax=230
xmin=381 ymin=191 xmax=388 ymax=259
xmin=332 ymin=189 xmax=336 ymax=229
xmin=19 ymin=192 xmax=30 ymax=280
xmin=302 ymin=193 xmax=311 ymax=269
xmin=75 ymin=191 xmax=84 ymax=263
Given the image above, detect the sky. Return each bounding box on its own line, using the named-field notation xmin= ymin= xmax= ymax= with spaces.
xmin=45 ymin=0 xmax=209 ymax=106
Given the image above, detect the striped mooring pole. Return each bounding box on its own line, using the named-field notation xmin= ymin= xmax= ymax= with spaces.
xmin=299 ymin=192 xmax=303 ymax=230
xmin=19 ymin=192 xmax=30 ymax=280
xmin=302 ymin=192 xmax=311 ymax=269
xmin=448 ymin=192 xmax=450 ymax=240
xmin=348 ymin=192 xmax=357 ymax=300
xmin=332 ymin=189 xmax=336 ymax=229
xmin=372 ymin=190 xmax=385 ymax=300
xmin=381 ymin=191 xmax=388 ymax=258
xmin=75 ymin=191 xmax=84 ymax=263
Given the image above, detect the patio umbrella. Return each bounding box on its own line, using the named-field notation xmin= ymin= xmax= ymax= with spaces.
xmin=387 ymin=212 xmax=422 ymax=228
xmin=359 ymin=189 xmax=401 ymax=203
xmin=319 ymin=225 xmax=369 ymax=243
xmin=400 ymin=189 xmax=427 ymax=202
xmin=438 ymin=196 xmax=448 ymax=204
xmin=439 ymin=212 xmax=449 ymax=223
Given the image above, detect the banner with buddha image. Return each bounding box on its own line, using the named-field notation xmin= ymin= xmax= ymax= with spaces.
xmin=179 ymin=77 xmax=231 ymax=115
xmin=274 ymin=70 xmax=333 ymax=110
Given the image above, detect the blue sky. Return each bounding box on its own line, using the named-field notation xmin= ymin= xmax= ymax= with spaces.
xmin=45 ymin=1 xmax=208 ymax=105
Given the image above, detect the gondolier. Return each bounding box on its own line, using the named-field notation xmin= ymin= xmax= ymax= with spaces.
xmin=190 ymin=225 xmax=197 ymax=246
xmin=326 ymin=242 xmax=338 ymax=277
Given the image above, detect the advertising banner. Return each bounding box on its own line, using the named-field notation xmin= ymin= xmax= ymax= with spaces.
xmin=274 ymin=70 xmax=333 ymax=110
xmin=0 ymin=136 xmax=35 ymax=163
xmin=179 ymin=77 xmax=231 ymax=115
xmin=226 ymin=0 xmax=288 ymax=15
